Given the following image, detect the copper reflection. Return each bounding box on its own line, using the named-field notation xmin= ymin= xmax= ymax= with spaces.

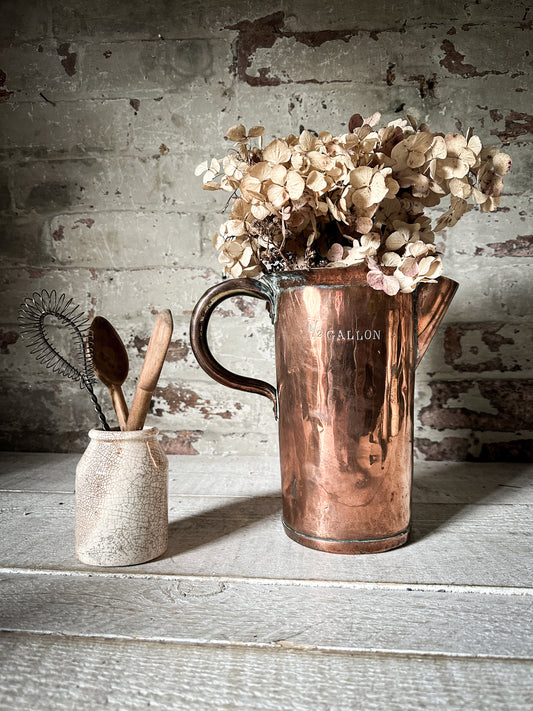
xmin=190 ymin=265 xmax=458 ymax=554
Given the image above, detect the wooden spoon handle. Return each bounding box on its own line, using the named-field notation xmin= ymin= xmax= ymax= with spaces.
xmin=110 ymin=384 xmax=129 ymax=431
xmin=126 ymin=310 xmax=173 ymax=431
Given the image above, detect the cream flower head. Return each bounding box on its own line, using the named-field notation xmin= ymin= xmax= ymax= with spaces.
xmin=196 ymin=115 xmax=511 ymax=294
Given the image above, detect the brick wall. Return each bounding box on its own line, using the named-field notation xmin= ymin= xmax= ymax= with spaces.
xmin=1 ymin=0 xmax=531 ymax=459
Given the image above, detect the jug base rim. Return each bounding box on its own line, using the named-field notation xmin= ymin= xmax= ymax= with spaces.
xmin=282 ymin=519 xmax=410 ymax=554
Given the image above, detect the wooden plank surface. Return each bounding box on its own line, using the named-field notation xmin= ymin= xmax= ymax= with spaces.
xmin=0 ymin=490 xmax=530 ymax=587
xmin=0 ymin=453 xmax=532 ymax=710
xmin=0 ymin=572 xmax=531 ymax=658
xmin=0 ymin=632 xmax=531 ymax=711
xmin=1 ymin=453 xmax=532 ymax=503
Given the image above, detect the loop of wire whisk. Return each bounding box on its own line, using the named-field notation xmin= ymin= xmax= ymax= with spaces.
xmin=18 ymin=289 xmax=109 ymax=430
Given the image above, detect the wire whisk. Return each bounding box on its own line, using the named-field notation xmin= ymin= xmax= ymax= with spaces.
xmin=18 ymin=289 xmax=109 ymax=430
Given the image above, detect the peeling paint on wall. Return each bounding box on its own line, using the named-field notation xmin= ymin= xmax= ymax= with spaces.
xmin=493 ymin=111 xmax=533 ymax=141
xmin=487 ymin=235 xmax=533 ymax=257
xmin=439 ymin=39 xmax=505 ymax=78
xmin=419 ymin=379 xmax=533 ymax=432
xmin=159 ymin=430 xmax=202 ymax=455
xmin=443 ymin=322 xmax=526 ymax=373
xmin=1 ymin=1 xmax=532 ymax=460
xmin=226 ymin=12 xmax=358 ymax=86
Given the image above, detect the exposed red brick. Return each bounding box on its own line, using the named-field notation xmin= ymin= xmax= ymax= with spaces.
xmin=154 ymin=383 xmax=234 ymax=420
xmin=156 ymin=384 xmax=201 ymax=413
xmin=52 ymin=225 xmax=65 ymax=241
xmin=493 ymin=110 xmax=533 ymax=141
xmin=419 ymin=379 xmax=533 ymax=432
xmin=232 ymin=295 xmax=256 ymax=318
xmin=487 ymin=235 xmax=533 ymax=257
xmin=159 ymin=430 xmax=202 ymax=455
xmin=164 ymin=339 xmax=190 ymax=362
xmin=439 ymin=39 xmax=478 ymax=76
xmin=415 ymin=436 xmax=472 ymax=461
xmin=291 ymin=27 xmax=357 ymax=47
xmin=479 ymin=439 xmax=533 ymax=462
xmin=444 ymin=322 xmax=519 ymax=373
xmin=0 ymin=69 xmax=13 ymax=102
xmin=409 ymin=73 xmax=437 ymax=98
xmin=226 ymin=12 xmax=285 ymax=86
xmin=57 ymin=43 xmax=77 ymax=77
xmin=443 ymin=324 xmax=463 ymax=364
xmin=481 ymin=329 xmax=514 ymax=353
xmin=226 ymin=12 xmax=358 ymax=86
xmin=439 ymin=39 xmax=504 ymax=78
xmin=74 ymin=218 xmax=95 ymax=229
xmin=27 ymin=268 xmax=45 ymax=278
xmin=416 ymin=436 xmax=533 ymax=462
xmin=0 ymin=330 xmax=19 ymax=354
xmin=133 ymin=335 xmax=190 ymax=362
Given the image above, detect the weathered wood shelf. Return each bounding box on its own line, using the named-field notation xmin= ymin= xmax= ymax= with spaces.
xmin=1 ymin=453 xmax=531 ymax=709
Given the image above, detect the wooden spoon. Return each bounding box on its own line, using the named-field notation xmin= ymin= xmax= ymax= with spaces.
xmin=89 ymin=316 xmax=129 ymax=430
xmin=126 ymin=310 xmax=173 ymax=431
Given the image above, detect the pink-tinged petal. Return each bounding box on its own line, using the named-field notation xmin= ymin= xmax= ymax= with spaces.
xmin=367 ymin=268 xmax=400 ymax=295
xmin=399 ymin=256 xmax=419 ymax=277
xmin=492 ymin=152 xmax=512 ymax=175
xmin=327 ymin=243 xmax=345 ymax=262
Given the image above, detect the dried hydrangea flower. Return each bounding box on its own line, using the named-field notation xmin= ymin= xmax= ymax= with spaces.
xmin=196 ymin=117 xmax=511 ymax=291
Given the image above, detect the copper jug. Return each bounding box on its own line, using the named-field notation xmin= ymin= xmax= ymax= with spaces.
xmin=190 ymin=265 xmax=457 ymax=554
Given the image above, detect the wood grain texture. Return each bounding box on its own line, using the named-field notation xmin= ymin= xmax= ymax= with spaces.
xmin=1 ymin=632 xmax=531 ymax=711
xmin=0 ymin=454 xmax=531 ymax=710
xmin=126 ymin=310 xmax=173 ymax=430
xmin=0 ymin=572 xmax=531 ymax=658
xmin=0 ymin=490 xmax=530 ymax=587
xmin=1 ymin=453 xmax=531 ymax=502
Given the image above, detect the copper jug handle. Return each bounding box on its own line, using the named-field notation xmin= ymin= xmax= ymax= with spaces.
xmin=190 ymin=278 xmax=278 ymax=417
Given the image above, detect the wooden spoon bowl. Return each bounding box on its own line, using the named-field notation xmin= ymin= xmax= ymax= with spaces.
xmin=89 ymin=316 xmax=129 ymax=430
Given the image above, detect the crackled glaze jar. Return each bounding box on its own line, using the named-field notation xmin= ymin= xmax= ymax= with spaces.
xmin=75 ymin=427 xmax=168 ymax=566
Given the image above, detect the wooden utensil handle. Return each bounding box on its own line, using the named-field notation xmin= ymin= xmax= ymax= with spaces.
xmin=111 ymin=385 xmax=129 ymax=431
xmin=125 ymin=389 xmax=153 ymax=431
xmin=126 ymin=310 xmax=173 ymax=431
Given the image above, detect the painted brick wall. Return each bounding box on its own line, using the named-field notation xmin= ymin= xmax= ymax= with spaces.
xmin=1 ymin=0 xmax=531 ymax=460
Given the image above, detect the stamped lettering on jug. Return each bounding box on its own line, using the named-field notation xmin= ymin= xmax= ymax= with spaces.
xmin=308 ymin=320 xmax=381 ymax=341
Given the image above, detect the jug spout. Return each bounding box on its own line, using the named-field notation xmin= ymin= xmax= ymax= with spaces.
xmin=416 ymin=276 xmax=459 ymax=367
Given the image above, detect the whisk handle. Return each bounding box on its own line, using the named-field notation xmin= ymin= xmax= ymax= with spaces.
xmin=85 ymin=379 xmax=110 ymax=430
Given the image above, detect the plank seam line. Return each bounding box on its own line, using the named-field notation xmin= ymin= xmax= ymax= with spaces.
xmin=0 ymin=491 xmax=283 ymax=499
xmin=2 ymin=490 xmax=532 ymax=505
xmin=0 ymin=568 xmax=531 ymax=596
xmin=1 ymin=628 xmax=532 ymax=662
